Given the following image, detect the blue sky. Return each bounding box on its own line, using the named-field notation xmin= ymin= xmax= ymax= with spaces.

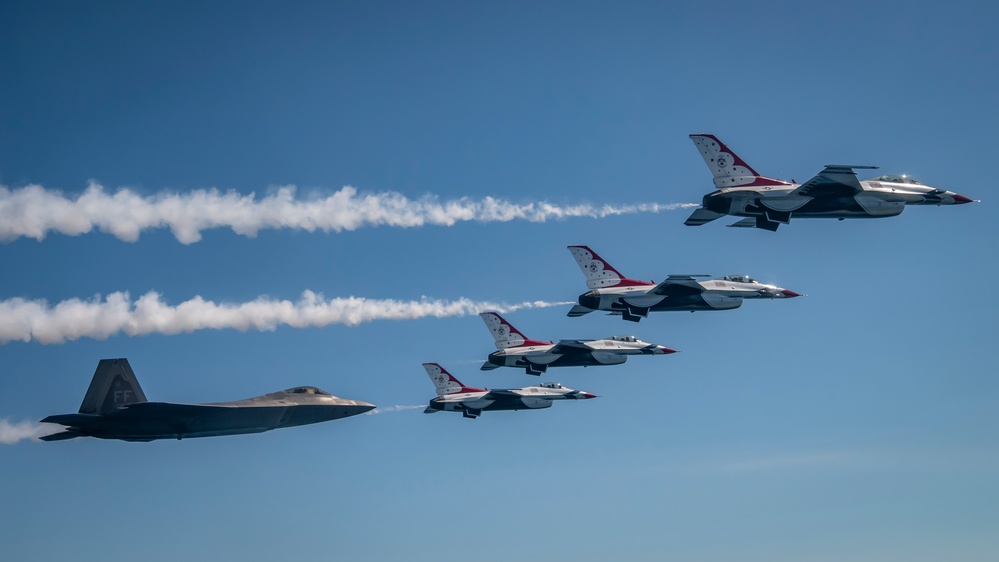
xmin=1 ymin=1 xmax=997 ymax=560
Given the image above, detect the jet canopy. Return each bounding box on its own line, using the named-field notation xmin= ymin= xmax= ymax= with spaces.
xmin=539 ymin=382 xmax=565 ymax=389
xmin=723 ymin=275 xmax=758 ymax=283
xmin=284 ymin=386 xmax=332 ymax=396
xmin=871 ymin=174 xmax=921 ymax=185
xmin=610 ymin=335 xmax=637 ymax=342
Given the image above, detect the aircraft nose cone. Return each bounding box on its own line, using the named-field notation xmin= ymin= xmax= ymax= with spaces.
xmin=351 ymin=401 xmax=377 ymax=414
xmin=781 ymin=290 xmax=802 ymax=298
xmin=952 ymin=193 xmax=975 ymax=204
xmin=655 ymin=345 xmax=678 ymax=355
xmin=581 ymin=392 xmax=598 ymax=399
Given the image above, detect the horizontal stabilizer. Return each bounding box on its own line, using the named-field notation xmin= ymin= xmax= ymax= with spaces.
xmin=39 ymin=430 xmax=83 ymax=442
xmin=727 ymin=218 xmax=757 ymax=228
xmin=567 ymin=305 xmax=594 ymax=317
xmin=685 ymin=208 xmax=724 ymax=226
xmin=480 ymin=362 xmax=501 ymax=371
xmin=423 ymin=406 xmax=439 ymax=414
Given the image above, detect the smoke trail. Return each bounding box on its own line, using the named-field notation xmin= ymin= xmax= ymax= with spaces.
xmin=0 ymin=291 xmax=572 ymax=344
xmin=365 ymin=405 xmax=427 ymax=415
xmin=0 ymin=183 xmax=698 ymax=244
xmin=0 ymin=419 xmax=58 ymax=444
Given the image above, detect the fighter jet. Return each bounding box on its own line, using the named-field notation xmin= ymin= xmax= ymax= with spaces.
xmin=40 ymin=358 xmax=375 ymax=442
xmin=567 ymin=245 xmax=801 ymax=322
xmin=479 ymin=311 xmax=676 ymax=375
xmin=422 ymin=363 xmax=597 ymax=419
xmin=685 ymin=133 xmax=977 ymax=231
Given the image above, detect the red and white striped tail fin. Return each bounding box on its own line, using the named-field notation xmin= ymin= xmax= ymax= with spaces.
xmin=479 ymin=312 xmax=549 ymax=349
xmin=567 ymin=245 xmax=650 ymax=289
xmin=689 ymin=134 xmax=791 ymax=188
xmin=423 ymin=363 xmax=483 ymax=396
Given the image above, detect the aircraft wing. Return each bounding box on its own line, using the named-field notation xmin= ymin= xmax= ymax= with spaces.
xmin=119 ymin=401 xmax=235 ymax=417
xmin=551 ymin=340 xmax=595 ymax=354
xmin=485 ymin=389 xmax=521 ymax=397
xmin=791 ymin=165 xmax=878 ymax=198
xmin=651 ymin=275 xmax=708 ymax=296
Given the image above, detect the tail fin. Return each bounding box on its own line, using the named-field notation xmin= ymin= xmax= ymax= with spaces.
xmin=78 ymin=358 xmax=148 ymax=415
xmin=567 ymin=246 xmax=649 ymax=289
xmin=423 ymin=363 xmax=484 ymax=396
xmin=689 ymin=134 xmax=790 ymax=188
xmin=479 ymin=312 xmax=549 ymax=349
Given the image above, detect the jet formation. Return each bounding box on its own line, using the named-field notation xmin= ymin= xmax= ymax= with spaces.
xmin=685 ymin=134 xmax=977 ymax=231
xmin=567 ymin=245 xmax=800 ymax=322
xmin=39 ymin=134 xmax=975 ymax=435
xmin=41 ymin=359 xmax=374 ymax=441
xmin=478 ymin=311 xmax=676 ymax=375
xmin=422 ymin=363 xmax=596 ymax=419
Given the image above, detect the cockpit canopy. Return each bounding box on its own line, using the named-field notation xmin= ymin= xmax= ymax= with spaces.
xmin=284 ymin=386 xmax=331 ymax=396
xmin=723 ymin=275 xmax=758 ymax=284
xmin=610 ymin=335 xmax=637 ymax=342
xmin=539 ymin=382 xmax=565 ymax=389
xmin=871 ymin=174 xmax=921 ymax=185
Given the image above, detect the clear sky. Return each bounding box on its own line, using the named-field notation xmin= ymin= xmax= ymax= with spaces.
xmin=1 ymin=1 xmax=997 ymax=560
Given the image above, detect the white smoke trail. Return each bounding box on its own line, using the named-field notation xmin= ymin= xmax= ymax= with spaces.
xmin=365 ymin=405 xmax=427 ymax=415
xmin=0 ymin=419 xmax=58 ymax=444
xmin=0 ymin=291 xmax=573 ymax=345
xmin=0 ymin=183 xmax=698 ymax=244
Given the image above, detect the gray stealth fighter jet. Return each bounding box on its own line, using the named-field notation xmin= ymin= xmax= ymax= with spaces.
xmin=40 ymin=358 xmax=375 ymax=442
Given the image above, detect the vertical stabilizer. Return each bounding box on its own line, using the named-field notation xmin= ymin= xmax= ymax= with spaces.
xmin=423 ymin=363 xmax=483 ymax=396
xmin=479 ymin=312 xmax=549 ymax=349
xmin=79 ymin=359 xmax=148 ymax=414
xmin=689 ymin=134 xmax=790 ymax=188
xmin=567 ymin=245 xmax=649 ymax=289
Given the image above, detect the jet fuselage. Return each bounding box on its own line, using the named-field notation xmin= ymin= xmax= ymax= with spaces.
xmin=41 ymin=359 xmax=375 ymax=442
xmin=485 ymin=336 xmax=672 ymax=371
xmin=426 ymin=383 xmax=595 ymax=414
xmin=685 ymin=134 xmax=976 ymax=230
xmin=43 ymin=391 xmax=375 ymax=441
xmin=700 ymin=177 xmax=972 ymax=222
xmin=577 ymin=276 xmax=796 ymax=315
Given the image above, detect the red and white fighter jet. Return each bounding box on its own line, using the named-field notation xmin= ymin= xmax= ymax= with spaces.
xmin=422 ymin=363 xmax=597 ymax=419
xmin=567 ymin=245 xmax=801 ymax=322
xmin=479 ymin=312 xmax=676 ymax=375
xmin=685 ymin=134 xmax=977 ymax=231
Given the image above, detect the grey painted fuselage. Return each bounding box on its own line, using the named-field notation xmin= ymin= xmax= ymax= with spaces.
xmin=41 ymin=359 xmax=374 ymax=442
